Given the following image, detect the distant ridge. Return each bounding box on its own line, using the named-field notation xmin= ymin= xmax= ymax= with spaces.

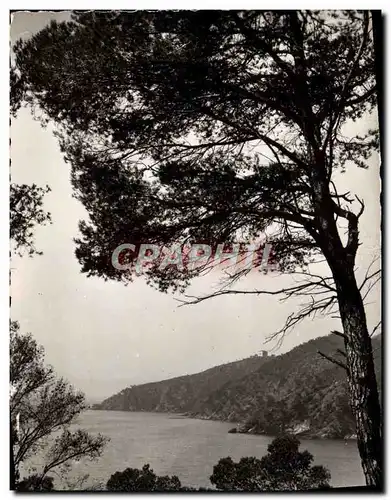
xmin=94 ymin=333 xmax=381 ymax=439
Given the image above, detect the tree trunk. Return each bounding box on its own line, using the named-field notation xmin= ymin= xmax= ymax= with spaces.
xmin=314 ymin=167 xmax=382 ymax=487
xmin=334 ymin=267 xmax=382 ymax=488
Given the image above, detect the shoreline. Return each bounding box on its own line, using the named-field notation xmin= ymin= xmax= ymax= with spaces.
xmin=90 ymin=407 xmax=357 ymax=441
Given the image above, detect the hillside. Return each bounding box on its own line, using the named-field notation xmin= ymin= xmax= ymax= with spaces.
xmin=94 ymin=354 xmax=271 ymax=413
xmin=94 ymin=334 xmax=382 ymax=439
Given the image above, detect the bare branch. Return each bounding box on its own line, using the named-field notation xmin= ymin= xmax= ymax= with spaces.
xmin=355 ymin=195 xmax=365 ymax=218
xmin=370 ymin=320 xmax=381 ymax=338
xmin=361 ymin=274 xmax=381 ymax=304
xmin=264 ymin=294 xmax=338 ymax=347
xmin=318 ymin=350 xmax=348 ymax=372
xmin=331 ymin=330 xmax=348 ymax=341
xmin=359 ymin=255 xmax=381 ymax=291
xmin=177 ymin=280 xmax=321 ymax=306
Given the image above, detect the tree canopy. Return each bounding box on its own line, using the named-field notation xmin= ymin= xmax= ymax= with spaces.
xmin=106 ymin=464 xmax=182 ymax=492
xmin=210 ymin=435 xmax=331 ymax=491
xmin=12 ymin=11 xmax=377 ymax=290
xmin=10 ymin=183 xmax=52 ymax=257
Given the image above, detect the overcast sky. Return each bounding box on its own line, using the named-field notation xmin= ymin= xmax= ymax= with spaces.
xmin=10 ymin=12 xmax=381 ymax=402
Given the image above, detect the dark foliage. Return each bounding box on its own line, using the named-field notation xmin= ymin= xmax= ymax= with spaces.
xmin=106 ymin=464 xmax=182 ymax=492
xmin=210 ymin=435 xmax=331 ymax=491
xmin=16 ymin=474 xmax=54 ymax=492
xmin=10 ymin=183 xmax=52 ymax=257
xmin=11 ymin=11 xmax=377 ymax=288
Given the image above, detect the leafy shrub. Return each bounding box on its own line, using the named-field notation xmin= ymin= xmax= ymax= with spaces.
xmin=210 ymin=435 xmax=331 ymax=491
xmin=106 ymin=464 xmax=182 ymax=491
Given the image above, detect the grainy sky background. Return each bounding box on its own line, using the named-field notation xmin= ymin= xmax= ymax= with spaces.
xmin=10 ymin=11 xmax=381 ymax=402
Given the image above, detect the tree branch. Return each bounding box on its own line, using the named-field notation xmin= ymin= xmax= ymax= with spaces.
xmin=322 ymin=11 xmax=370 ymax=151
xmin=318 ymin=350 xmax=348 ymax=372
xmin=331 ymin=329 xmax=348 ymax=341
xmin=345 ymin=85 xmax=377 ymax=107
xmin=370 ymin=320 xmax=381 ymax=338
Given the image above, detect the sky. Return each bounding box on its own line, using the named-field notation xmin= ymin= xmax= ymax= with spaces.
xmin=9 ymin=11 xmax=381 ymax=402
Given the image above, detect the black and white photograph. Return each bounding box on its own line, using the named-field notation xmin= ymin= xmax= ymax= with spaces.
xmin=9 ymin=8 xmax=383 ymax=492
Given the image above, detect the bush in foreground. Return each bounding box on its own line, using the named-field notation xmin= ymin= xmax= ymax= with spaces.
xmin=106 ymin=435 xmax=331 ymax=492
xmin=210 ymin=435 xmax=331 ymax=491
xmin=106 ymin=464 xmax=182 ymax=491
xmin=16 ymin=474 xmax=54 ymax=492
